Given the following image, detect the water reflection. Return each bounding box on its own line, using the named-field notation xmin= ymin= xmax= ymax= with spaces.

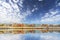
xmin=0 ymin=33 xmax=60 ymax=40
xmin=23 ymin=33 xmax=60 ymax=40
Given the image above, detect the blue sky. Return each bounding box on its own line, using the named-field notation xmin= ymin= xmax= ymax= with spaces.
xmin=22 ymin=0 xmax=60 ymax=24
xmin=0 ymin=0 xmax=60 ymax=40
xmin=0 ymin=0 xmax=60 ymax=24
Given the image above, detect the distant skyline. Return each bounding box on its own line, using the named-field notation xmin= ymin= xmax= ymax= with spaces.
xmin=0 ymin=0 xmax=60 ymax=24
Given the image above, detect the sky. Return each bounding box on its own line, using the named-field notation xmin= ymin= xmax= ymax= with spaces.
xmin=0 ymin=0 xmax=60 ymax=40
xmin=0 ymin=0 xmax=60 ymax=24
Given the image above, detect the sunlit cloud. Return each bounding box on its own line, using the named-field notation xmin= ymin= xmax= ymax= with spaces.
xmin=0 ymin=0 xmax=32 ymax=24
xmin=32 ymin=9 xmax=60 ymax=24
xmin=57 ymin=2 xmax=60 ymax=6
xmin=40 ymin=9 xmax=60 ymax=24
xmin=38 ymin=0 xmax=43 ymax=1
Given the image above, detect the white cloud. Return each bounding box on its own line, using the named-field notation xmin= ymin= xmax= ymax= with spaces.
xmin=0 ymin=0 xmax=6 ymax=2
xmin=39 ymin=9 xmax=60 ymax=24
xmin=13 ymin=0 xmax=19 ymax=3
xmin=0 ymin=1 xmax=32 ymax=24
xmin=42 ymin=13 xmax=50 ymax=19
xmin=50 ymin=11 xmax=58 ymax=15
xmin=57 ymin=2 xmax=60 ymax=6
xmin=38 ymin=0 xmax=43 ymax=1
xmin=0 ymin=1 xmax=20 ymax=23
xmin=32 ymin=8 xmax=38 ymax=12
xmin=41 ymin=9 xmax=59 ymax=19
xmin=32 ymin=9 xmax=60 ymax=24
xmin=49 ymin=9 xmax=59 ymax=17
xmin=40 ymin=15 xmax=60 ymax=24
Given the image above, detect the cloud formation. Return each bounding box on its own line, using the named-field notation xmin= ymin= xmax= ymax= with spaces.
xmin=0 ymin=0 xmax=32 ymax=24
xmin=40 ymin=9 xmax=60 ymax=24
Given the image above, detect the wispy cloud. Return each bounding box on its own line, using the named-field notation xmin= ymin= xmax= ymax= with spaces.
xmin=32 ymin=8 xmax=60 ymax=24
xmin=38 ymin=0 xmax=43 ymax=1
xmin=57 ymin=2 xmax=60 ymax=6
xmin=0 ymin=0 xmax=32 ymax=24
xmin=40 ymin=9 xmax=60 ymax=24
